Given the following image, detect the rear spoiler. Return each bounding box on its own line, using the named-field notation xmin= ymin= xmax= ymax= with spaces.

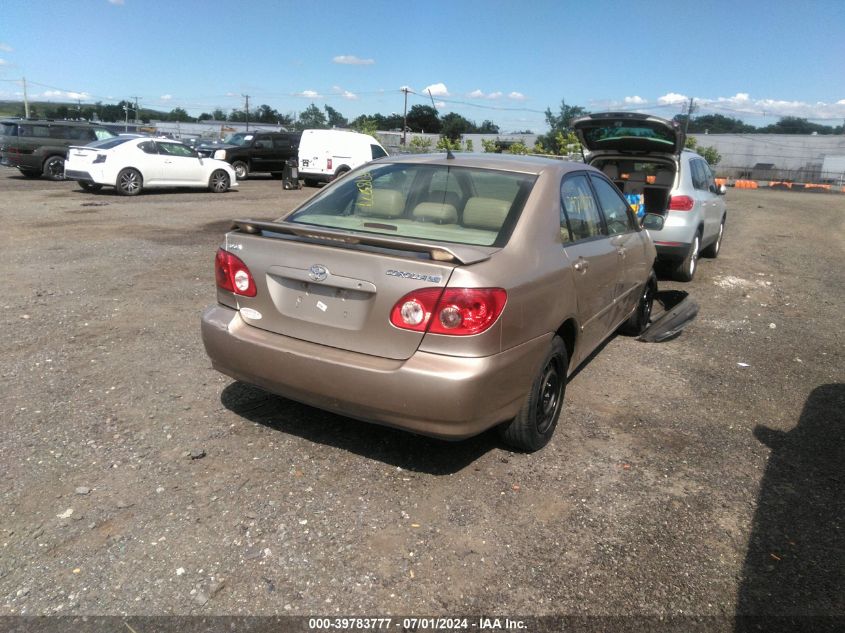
xmin=230 ymin=219 xmax=493 ymax=265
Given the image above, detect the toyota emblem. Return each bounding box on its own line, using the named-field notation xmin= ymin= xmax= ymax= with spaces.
xmin=308 ymin=264 xmax=328 ymax=282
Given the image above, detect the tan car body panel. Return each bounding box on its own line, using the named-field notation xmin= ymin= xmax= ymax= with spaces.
xmin=201 ymin=154 xmax=656 ymax=439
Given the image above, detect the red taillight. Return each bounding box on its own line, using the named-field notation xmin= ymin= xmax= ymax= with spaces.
xmin=327 ymin=158 xmax=333 ymax=170
xmin=390 ymin=288 xmax=507 ymax=336
xmin=668 ymin=195 xmax=695 ymax=211
xmin=215 ymin=248 xmax=256 ymax=297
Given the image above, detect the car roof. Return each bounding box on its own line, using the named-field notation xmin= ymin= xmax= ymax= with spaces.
xmin=383 ymin=152 xmax=591 ymax=176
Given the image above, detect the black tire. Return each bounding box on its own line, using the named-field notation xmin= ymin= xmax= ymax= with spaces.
xmin=701 ymin=217 xmax=725 ymax=258
xmin=672 ymin=232 xmax=700 ymax=282
xmin=334 ymin=166 xmax=350 ymax=180
xmin=232 ymin=161 xmax=248 ymax=180
xmin=499 ymin=336 xmax=568 ymax=452
xmin=208 ymin=169 xmax=230 ymax=193
xmin=78 ymin=181 xmax=103 ymax=192
xmin=42 ymin=155 xmax=66 ymax=181
xmin=116 ymin=168 xmax=143 ymax=196
xmin=620 ymin=274 xmax=656 ymax=336
xmin=20 ymin=168 xmax=41 ymax=178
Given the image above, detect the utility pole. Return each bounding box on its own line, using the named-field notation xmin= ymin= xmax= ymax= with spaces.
xmin=22 ymin=77 xmax=30 ymax=118
xmin=243 ymin=94 xmax=250 ymax=131
xmin=683 ymin=97 xmax=695 ymax=137
xmin=401 ymin=87 xmax=409 ymax=145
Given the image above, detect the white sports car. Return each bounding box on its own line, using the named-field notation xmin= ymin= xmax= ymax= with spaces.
xmin=64 ymin=136 xmax=238 ymax=196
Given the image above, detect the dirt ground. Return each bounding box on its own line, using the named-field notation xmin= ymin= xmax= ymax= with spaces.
xmin=0 ymin=170 xmax=842 ymax=628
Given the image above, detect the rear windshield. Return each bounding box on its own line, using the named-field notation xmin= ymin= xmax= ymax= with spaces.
xmin=583 ymin=123 xmax=675 ymax=148
xmin=287 ymin=162 xmax=536 ymax=247
xmin=87 ymin=137 xmax=135 ymax=149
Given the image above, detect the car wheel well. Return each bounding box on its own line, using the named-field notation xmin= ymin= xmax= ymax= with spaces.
xmin=555 ymin=318 xmax=578 ymax=368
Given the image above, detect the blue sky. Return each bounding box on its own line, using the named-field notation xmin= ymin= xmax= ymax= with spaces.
xmin=1 ymin=0 xmax=844 ymax=132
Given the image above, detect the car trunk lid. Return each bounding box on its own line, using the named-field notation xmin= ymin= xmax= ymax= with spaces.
xmin=572 ymin=112 xmax=685 ymax=157
xmin=221 ymin=220 xmax=487 ymax=360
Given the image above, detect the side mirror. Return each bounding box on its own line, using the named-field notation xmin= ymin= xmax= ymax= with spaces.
xmin=642 ymin=213 xmax=665 ymax=230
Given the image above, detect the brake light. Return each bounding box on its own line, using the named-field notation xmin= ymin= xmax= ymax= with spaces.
xmin=93 ymin=154 xmax=107 ymax=164
xmin=215 ymin=248 xmax=256 ymax=297
xmin=668 ymin=195 xmax=695 ymax=211
xmin=327 ymin=158 xmax=333 ymax=170
xmin=390 ymin=288 xmax=507 ymax=336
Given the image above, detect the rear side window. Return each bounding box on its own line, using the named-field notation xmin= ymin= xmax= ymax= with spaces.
xmin=590 ymin=175 xmax=634 ymax=235
xmin=371 ymin=144 xmax=387 ymax=159
xmin=1 ymin=122 xmax=19 ymax=136
xmin=690 ymin=159 xmax=709 ymax=190
xmin=289 ymin=162 xmax=536 ymax=247
xmin=560 ymin=174 xmax=603 ymax=241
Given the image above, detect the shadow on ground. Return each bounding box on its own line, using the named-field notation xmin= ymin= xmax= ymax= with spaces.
xmin=220 ymin=381 xmax=503 ymax=475
xmin=735 ymin=383 xmax=844 ymax=631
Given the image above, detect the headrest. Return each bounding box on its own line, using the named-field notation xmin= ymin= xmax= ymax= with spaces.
xmin=358 ymin=189 xmax=405 ymax=218
xmin=602 ymin=164 xmax=619 ymax=179
xmin=412 ymin=202 xmax=458 ymax=224
xmin=463 ymin=197 xmax=511 ymax=230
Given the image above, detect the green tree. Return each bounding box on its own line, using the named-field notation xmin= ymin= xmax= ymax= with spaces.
xmin=477 ymin=120 xmax=499 ymax=134
xmin=440 ymin=112 xmax=473 ymax=140
xmin=324 ymin=105 xmax=348 ymax=128
xmin=685 ymin=136 xmax=722 ymax=165
xmin=409 ymin=136 xmax=433 ymax=152
xmin=536 ymin=99 xmax=587 ymax=154
xmin=687 ymin=114 xmax=755 ymax=134
xmin=352 ymin=116 xmax=379 ymax=136
xmin=255 ymin=104 xmax=280 ymax=123
xmin=198 ymin=112 xmax=213 ymax=121
xmin=406 ymin=105 xmax=441 ymax=133
xmin=506 ymin=141 xmax=530 ymax=155
xmin=168 ymin=107 xmax=192 ymax=122
xmin=481 ymin=138 xmax=498 ymax=153
xmin=464 ymin=138 xmax=474 ymax=152
xmin=436 ymin=136 xmax=461 ymax=151
xmin=211 ymin=108 xmax=227 ymax=120
xmin=297 ymin=104 xmax=328 ymax=129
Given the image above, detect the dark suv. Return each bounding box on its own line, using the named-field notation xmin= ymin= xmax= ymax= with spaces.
xmin=0 ymin=119 xmax=116 ymax=180
xmin=197 ymin=131 xmax=301 ymax=180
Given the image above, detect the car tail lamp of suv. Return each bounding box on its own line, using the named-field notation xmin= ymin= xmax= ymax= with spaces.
xmin=215 ymin=248 xmax=256 ymax=297
xmin=390 ymin=288 xmax=507 ymax=336
xmin=668 ymin=195 xmax=695 ymax=211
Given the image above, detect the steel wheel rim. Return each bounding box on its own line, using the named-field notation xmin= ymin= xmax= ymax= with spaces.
xmin=536 ymin=358 xmax=563 ymax=434
xmin=641 ymin=282 xmax=654 ymax=325
xmin=234 ymin=164 xmax=246 ymax=179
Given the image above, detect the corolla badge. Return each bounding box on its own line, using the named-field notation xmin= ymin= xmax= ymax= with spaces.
xmin=308 ymin=264 xmax=328 ymax=282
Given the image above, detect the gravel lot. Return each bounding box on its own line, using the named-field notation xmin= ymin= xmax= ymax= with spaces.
xmin=1 ymin=170 xmax=842 ymax=628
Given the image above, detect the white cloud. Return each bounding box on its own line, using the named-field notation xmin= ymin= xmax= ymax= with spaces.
xmin=160 ymin=94 xmax=173 ymax=101
xmin=423 ymin=82 xmax=449 ymax=97
xmin=333 ymin=55 xmax=374 ymax=65
xmin=0 ymin=58 xmax=7 ymax=66
xmin=108 ymin=0 xmax=125 ymax=5
xmin=332 ymin=86 xmax=357 ymax=100
xmin=658 ymin=92 xmax=688 ymax=105
xmin=39 ymin=89 xmax=91 ymax=100
xmin=508 ymin=91 xmax=526 ymax=101
xmin=488 ymin=91 xmax=502 ymax=100
xmin=837 ymin=99 xmax=845 ymax=105
xmin=468 ymin=89 xmax=485 ymax=99
xmin=434 ymin=101 xmax=446 ymax=109
xmin=624 ymin=95 xmax=646 ymax=104
xmin=0 ymin=44 xmax=12 ymax=52
xmin=297 ymin=90 xmax=321 ymax=99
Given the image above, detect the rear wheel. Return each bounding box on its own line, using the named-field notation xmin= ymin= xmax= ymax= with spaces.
xmin=672 ymin=233 xmax=700 ymax=282
xmin=42 ymin=155 xmax=65 ymax=181
xmin=334 ymin=166 xmax=350 ymax=180
xmin=116 ymin=168 xmax=142 ymax=196
xmin=701 ymin=217 xmax=725 ymax=258
xmin=499 ymin=336 xmax=567 ymax=452
xmin=232 ymin=161 xmax=248 ymax=180
xmin=78 ymin=181 xmax=103 ymax=192
xmin=209 ymin=169 xmax=230 ymax=193
xmin=621 ymin=274 xmax=656 ymax=336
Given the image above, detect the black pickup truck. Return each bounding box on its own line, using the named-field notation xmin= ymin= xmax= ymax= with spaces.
xmin=197 ymin=131 xmax=300 ymax=180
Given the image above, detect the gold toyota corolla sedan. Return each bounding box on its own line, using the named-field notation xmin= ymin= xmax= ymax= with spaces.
xmin=201 ymin=153 xmax=661 ymax=451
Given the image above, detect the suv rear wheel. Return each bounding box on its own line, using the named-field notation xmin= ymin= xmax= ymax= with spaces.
xmin=701 ymin=217 xmax=725 ymax=258
xmin=42 ymin=155 xmax=65 ymax=181
xmin=673 ymin=233 xmax=700 ymax=282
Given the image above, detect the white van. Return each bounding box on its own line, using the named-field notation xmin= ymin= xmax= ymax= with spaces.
xmin=298 ymin=129 xmax=388 ymax=186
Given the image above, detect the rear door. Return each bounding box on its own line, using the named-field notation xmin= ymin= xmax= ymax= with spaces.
xmin=250 ymin=134 xmax=276 ymax=172
xmin=588 ymin=173 xmax=650 ymax=322
xmin=559 ymin=173 xmax=618 ymax=356
xmin=573 ymin=112 xmax=684 ymax=158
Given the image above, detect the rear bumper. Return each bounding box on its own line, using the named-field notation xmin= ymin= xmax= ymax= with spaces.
xmin=201 ymin=304 xmax=549 ymax=439
xmin=65 ymin=169 xmax=93 ymax=182
xmin=653 ymin=241 xmax=691 ymax=260
xmin=299 ymin=171 xmax=332 ymax=183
